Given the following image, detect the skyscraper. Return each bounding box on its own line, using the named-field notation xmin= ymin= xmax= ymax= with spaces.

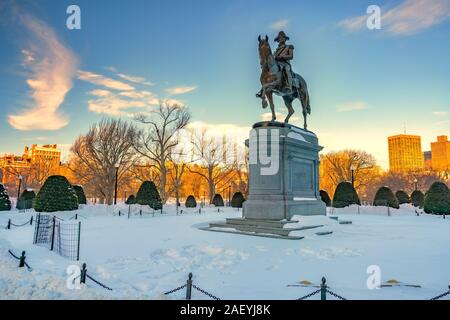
xmin=388 ymin=134 xmax=424 ymax=172
xmin=431 ymin=135 xmax=450 ymax=171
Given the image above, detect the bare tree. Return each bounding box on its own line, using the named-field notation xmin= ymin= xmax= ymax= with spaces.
xmin=167 ymin=146 xmax=191 ymax=214
xmin=70 ymin=118 xmax=138 ymax=205
xmin=133 ymin=103 xmax=191 ymax=203
xmin=189 ymin=128 xmax=236 ymax=203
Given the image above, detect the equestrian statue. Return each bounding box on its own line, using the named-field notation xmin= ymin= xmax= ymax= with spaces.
xmin=256 ymin=31 xmax=311 ymax=129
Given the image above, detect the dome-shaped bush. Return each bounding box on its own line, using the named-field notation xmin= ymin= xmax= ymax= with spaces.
xmin=320 ymin=190 xmax=331 ymax=207
xmin=185 ymin=195 xmax=197 ymax=208
xmin=411 ymin=190 xmax=425 ymax=208
xmin=34 ymin=175 xmax=79 ymax=212
xmin=332 ymin=182 xmax=360 ymax=208
xmin=212 ymin=194 xmax=224 ymax=207
xmin=0 ymin=184 xmax=11 ymax=211
xmin=73 ymin=185 xmax=87 ymax=205
xmin=374 ymin=186 xmax=399 ymax=209
xmin=136 ymin=181 xmax=162 ymax=210
xmin=231 ymin=192 xmax=245 ymax=208
xmin=125 ymin=194 xmax=136 ymax=204
xmin=424 ymin=182 xmax=450 ymax=215
xmin=395 ymin=190 xmax=410 ymax=205
xmin=17 ymin=189 xmax=36 ymax=210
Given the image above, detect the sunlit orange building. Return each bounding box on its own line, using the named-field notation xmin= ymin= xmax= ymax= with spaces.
xmin=0 ymin=144 xmax=61 ymax=186
xmin=388 ymin=134 xmax=424 ymax=172
xmin=431 ymin=135 xmax=450 ymax=171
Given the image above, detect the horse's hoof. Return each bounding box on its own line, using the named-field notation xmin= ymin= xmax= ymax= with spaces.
xmin=262 ymin=101 xmax=268 ymax=109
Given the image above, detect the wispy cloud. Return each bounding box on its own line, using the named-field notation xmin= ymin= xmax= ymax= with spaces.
xmin=336 ymin=102 xmax=368 ymax=113
xmin=434 ymin=120 xmax=450 ymax=126
xmin=166 ymin=86 xmax=197 ymax=95
xmin=270 ymin=19 xmax=289 ymax=30
xmin=432 ymin=111 xmax=449 ymax=116
xmin=117 ymin=73 xmax=154 ymax=86
xmin=8 ymin=14 xmax=78 ymax=131
xmin=78 ymin=70 xmax=135 ymax=91
xmin=338 ymin=0 xmax=450 ymax=36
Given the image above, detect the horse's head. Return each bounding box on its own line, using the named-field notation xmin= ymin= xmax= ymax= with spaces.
xmin=258 ymin=35 xmax=271 ymax=67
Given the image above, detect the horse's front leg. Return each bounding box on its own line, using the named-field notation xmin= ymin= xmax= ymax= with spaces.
xmin=266 ymin=91 xmax=276 ymax=121
xmin=261 ymin=88 xmax=268 ymax=109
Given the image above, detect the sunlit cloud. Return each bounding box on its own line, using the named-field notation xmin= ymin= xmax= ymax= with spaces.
xmin=77 ymin=70 xmax=135 ymax=91
xmin=166 ymin=86 xmax=197 ymax=95
xmin=270 ymin=19 xmax=289 ymax=30
xmin=117 ymin=73 xmax=154 ymax=86
xmin=336 ymin=101 xmax=368 ymax=113
xmin=432 ymin=111 xmax=449 ymax=116
xmin=339 ymin=0 xmax=450 ymax=36
xmin=8 ymin=14 xmax=78 ymax=131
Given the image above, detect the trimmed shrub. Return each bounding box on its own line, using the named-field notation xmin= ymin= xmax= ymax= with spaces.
xmin=185 ymin=195 xmax=197 ymax=208
xmin=424 ymin=182 xmax=450 ymax=215
xmin=136 ymin=181 xmax=162 ymax=210
xmin=395 ymin=190 xmax=411 ymax=205
xmin=411 ymin=190 xmax=425 ymax=208
xmin=73 ymin=185 xmax=87 ymax=205
xmin=332 ymin=182 xmax=360 ymax=208
xmin=320 ymin=190 xmax=331 ymax=207
xmin=17 ymin=189 xmax=36 ymax=210
xmin=374 ymin=186 xmax=399 ymax=209
xmin=0 ymin=184 xmax=11 ymax=211
xmin=125 ymin=194 xmax=136 ymax=205
xmin=34 ymin=175 xmax=79 ymax=212
xmin=231 ymin=192 xmax=245 ymax=208
xmin=212 ymin=194 xmax=224 ymax=207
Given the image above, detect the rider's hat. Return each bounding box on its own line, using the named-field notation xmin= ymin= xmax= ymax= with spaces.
xmin=274 ymin=31 xmax=289 ymax=42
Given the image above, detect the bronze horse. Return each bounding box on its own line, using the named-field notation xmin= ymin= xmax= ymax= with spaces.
xmin=257 ymin=35 xmax=311 ymax=129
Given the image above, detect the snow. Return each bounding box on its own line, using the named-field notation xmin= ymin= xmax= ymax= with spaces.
xmin=1 ymin=203 xmax=449 ymax=300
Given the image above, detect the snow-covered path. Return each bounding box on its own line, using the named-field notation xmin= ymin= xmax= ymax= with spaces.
xmin=1 ymin=204 xmax=449 ymax=300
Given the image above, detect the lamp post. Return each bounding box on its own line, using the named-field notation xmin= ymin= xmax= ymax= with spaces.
xmin=17 ymin=174 xmax=22 ymax=200
xmin=114 ymin=163 xmax=119 ymax=205
xmin=350 ymin=164 xmax=355 ymax=188
xmin=228 ymin=184 xmax=232 ymax=207
xmin=414 ymin=178 xmax=418 ymax=191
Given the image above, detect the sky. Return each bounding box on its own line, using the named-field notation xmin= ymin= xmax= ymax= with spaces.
xmin=0 ymin=0 xmax=449 ymax=167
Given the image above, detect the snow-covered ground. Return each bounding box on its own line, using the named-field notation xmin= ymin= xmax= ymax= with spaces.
xmin=1 ymin=203 xmax=449 ymax=300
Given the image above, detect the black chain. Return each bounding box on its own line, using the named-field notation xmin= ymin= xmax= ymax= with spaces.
xmin=10 ymin=219 xmax=32 ymax=227
xmin=8 ymin=250 xmax=20 ymax=260
xmin=326 ymin=289 xmax=347 ymax=300
xmin=164 ymin=284 xmax=187 ymax=295
xmin=296 ymin=288 xmax=321 ymax=300
xmin=430 ymin=290 xmax=450 ymax=300
xmin=86 ymin=274 xmax=113 ymax=291
xmin=192 ymin=284 xmax=221 ymax=300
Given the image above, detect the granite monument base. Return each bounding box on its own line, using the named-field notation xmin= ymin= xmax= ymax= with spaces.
xmin=243 ymin=121 xmax=326 ymax=221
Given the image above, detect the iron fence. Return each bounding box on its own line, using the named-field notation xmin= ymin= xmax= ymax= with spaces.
xmin=33 ymin=213 xmax=81 ymax=261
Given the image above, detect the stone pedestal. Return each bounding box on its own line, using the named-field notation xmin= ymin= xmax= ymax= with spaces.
xmin=243 ymin=121 xmax=326 ymax=220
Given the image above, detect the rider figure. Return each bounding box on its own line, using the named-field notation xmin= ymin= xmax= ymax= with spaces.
xmin=274 ymin=31 xmax=294 ymax=93
xmin=256 ymin=31 xmax=295 ymax=98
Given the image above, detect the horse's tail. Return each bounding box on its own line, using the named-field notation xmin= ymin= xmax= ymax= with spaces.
xmin=296 ymin=74 xmax=311 ymax=115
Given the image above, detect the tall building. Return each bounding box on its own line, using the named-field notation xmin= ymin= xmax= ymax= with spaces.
xmin=431 ymin=135 xmax=450 ymax=171
xmin=0 ymin=144 xmax=61 ymax=186
xmin=423 ymin=151 xmax=432 ymax=170
xmin=388 ymin=134 xmax=424 ymax=172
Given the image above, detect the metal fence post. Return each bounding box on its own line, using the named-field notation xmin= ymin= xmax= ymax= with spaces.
xmin=77 ymin=221 xmax=81 ymax=261
xmin=18 ymin=251 xmax=26 ymax=268
xmin=199 ymin=208 xmax=201 ymax=214
xmin=34 ymin=214 xmax=40 ymax=244
xmin=80 ymin=263 xmax=87 ymax=284
xmin=75 ymin=213 xmax=78 ymax=220
xmin=320 ymin=277 xmax=327 ymax=301
xmin=30 ymin=216 xmax=33 ymax=225
xmin=186 ymin=273 xmax=193 ymax=300
xmin=7 ymin=219 xmax=11 ymax=230
xmin=50 ymin=216 xmax=56 ymax=251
